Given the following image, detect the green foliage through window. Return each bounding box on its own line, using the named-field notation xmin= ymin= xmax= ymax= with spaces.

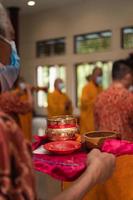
xmin=75 ymin=30 xmax=112 ymax=54
xmin=36 ymin=38 xmax=66 ymax=57
xmin=121 ymin=26 xmax=133 ymax=49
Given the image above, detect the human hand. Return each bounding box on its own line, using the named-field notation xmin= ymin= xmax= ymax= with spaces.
xmin=86 ymin=149 xmax=116 ymax=184
xmin=25 ymin=84 xmax=33 ymax=92
xmin=19 ymin=82 xmax=26 ymax=91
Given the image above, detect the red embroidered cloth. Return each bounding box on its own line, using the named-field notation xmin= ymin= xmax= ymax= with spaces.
xmin=32 ymin=136 xmax=133 ymax=181
xmin=33 ymin=152 xmax=87 ymax=181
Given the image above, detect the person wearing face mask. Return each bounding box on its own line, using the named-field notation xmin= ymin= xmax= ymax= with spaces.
xmin=87 ymin=60 xmax=133 ymax=200
xmin=47 ymin=78 xmax=73 ymax=116
xmin=0 ymin=3 xmax=37 ymax=199
xmin=95 ymin=59 xmax=133 ymax=140
xmin=0 ymin=2 xmax=20 ymax=92
xmin=0 ymin=3 xmax=117 ymax=200
xmin=0 ymin=5 xmax=33 ymax=130
xmin=80 ymin=67 xmax=103 ymax=134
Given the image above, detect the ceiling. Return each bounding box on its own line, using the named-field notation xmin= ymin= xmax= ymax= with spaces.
xmin=1 ymin=0 xmax=78 ymax=14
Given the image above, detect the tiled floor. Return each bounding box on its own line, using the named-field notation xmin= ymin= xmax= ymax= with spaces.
xmin=35 ymin=171 xmax=61 ymax=200
xmin=32 ymin=117 xmax=61 ymax=200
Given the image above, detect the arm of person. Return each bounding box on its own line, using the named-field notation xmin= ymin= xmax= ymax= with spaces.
xmin=53 ymin=149 xmax=115 ymax=200
xmin=0 ymin=89 xmax=33 ymax=114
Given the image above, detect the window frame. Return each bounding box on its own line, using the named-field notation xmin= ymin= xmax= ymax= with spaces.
xmin=121 ymin=26 xmax=133 ymax=49
xmin=36 ymin=37 xmax=66 ymax=57
xmin=74 ymin=29 xmax=112 ymax=54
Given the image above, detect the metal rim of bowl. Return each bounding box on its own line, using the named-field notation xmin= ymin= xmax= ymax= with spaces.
xmin=83 ymin=130 xmax=118 ymax=140
xmin=47 ymin=115 xmax=77 ymax=122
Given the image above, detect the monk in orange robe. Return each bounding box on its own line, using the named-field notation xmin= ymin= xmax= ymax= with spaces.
xmin=47 ymin=78 xmax=73 ymax=117
xmin=80 ymin=67 xmax=103 ymax=134
xmin=87 ymin=59 xmax=133 ymax=200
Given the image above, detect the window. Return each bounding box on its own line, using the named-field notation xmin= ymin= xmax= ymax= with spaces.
xmin=37 ymin=65 xmax=66 ymax=107
xmin=74 ymin=30 xmax=112 ymax=54
xmin=36 ymin=38 xmax=66 ymax=57
xmin=121 ymin=26 xmax=133 ymax=49
xmin=76 ymin=61 xmax=112 ymax=106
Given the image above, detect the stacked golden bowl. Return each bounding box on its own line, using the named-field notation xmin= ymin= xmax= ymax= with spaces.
xmin=46 ymin=115 xmax=79 ymax=141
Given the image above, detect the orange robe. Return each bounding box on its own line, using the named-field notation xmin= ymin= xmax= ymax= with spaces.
xmin=47 ymin=90 xmax=72 ymax=117
xmin=19 ymin=93 xmax=33 ymax=141
xmin=80 ymin=81 xmax=102 ymax=134
xmin=63 ymin=155 xmax=133 ymax=200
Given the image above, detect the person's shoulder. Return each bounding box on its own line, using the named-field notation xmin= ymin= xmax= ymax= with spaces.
xmin=48 ymin=91 xmax=54 ymax=96
xmin=83 ymin=81 xmax=93 ymax=91
xmin=95 ymin=90 xmax=108 ymax=104
xmin=122 ymin=88 xmax=133 ymax=100
xmin=116 ymin=86 xmax=132 ymax=98
xmin=0 ymin=91 xmax=12 ymax=99
xmin=97 ymin=88 xmax=107 ymax=97
xmin=63 ymin=92 xmax=70 ymax=98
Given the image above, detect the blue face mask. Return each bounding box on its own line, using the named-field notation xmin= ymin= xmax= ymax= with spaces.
xmin=10 ymin=41 xmax=20 ymax=68
xmin=58 ymin=82 xmax=65 ymax=91
xmin=0 ymin=40 xmax=20 ymax=92
xmin=96 ymin=76 xmax=102 ymax=85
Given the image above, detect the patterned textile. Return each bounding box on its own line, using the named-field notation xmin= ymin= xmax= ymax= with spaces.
xmin=33 ymin=136 xmax=133 ymax=182
xmin=0 ymin=111 xmax=37 ymax=200
xmin=0 ymin=90 xmax=32 ymax=115
xmin=0 ymin=90 xmax=32 ymax=124
xmin=95 ymin=84 xmax=133 ymax=140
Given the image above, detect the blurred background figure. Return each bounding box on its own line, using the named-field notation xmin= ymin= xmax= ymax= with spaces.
xmin=127 ymin=54 xmax=133 ymax=92
xmin=0 ymin=3 xmax=37 ymax=199
xmin=0 ymin=2 xmax=116 ymax=200
xmin=14 ymin=77 xmax=34 ymax=141
xmin=0 ymin=2 xmax=14 ymax=40
xmin=0 ymin=2 xmax=34 ymax=141
xmin=80 ymin=67 xmax=103 ymax=134
xmin=126 ymin=53 xmax=133 ymax=69
xmin=95 ymin=60 xmax=133 ymax=140
xmin=13 ymin=77 xmax=48 ymax=140
xmin=47 ymin=78 xmax=73 ymax=117
xmin=0 ymin=76 xmax=34 ymax=140
xmin=85 ymin=74 xmax=92 ymax=83
xmin=88 ymin=59 xmax=133 ymax=200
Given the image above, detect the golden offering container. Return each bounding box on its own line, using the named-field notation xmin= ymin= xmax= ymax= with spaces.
xmin=46 ymin=115 xmax=79 ymax=141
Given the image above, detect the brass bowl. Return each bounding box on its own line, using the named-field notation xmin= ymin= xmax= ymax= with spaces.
xmin=83 ymin=131 xmax=118 ymax=149
xmin=46 ymin=115 xmax=79 ymax=141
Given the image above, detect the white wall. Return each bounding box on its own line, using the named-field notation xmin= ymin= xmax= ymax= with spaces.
xmin=19 ymin=0 xmax=133 ymax=115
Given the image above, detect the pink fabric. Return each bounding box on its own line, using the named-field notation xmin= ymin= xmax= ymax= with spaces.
xmin=33 ymin=152 xmax=87 ymax=181
xmin=32 ymin=135 xmax=49 ymax=151
xmin=102 ymin=139 xmax=133 ymax=156
xmin=32 ymin=136 xmax=133 ymax=181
